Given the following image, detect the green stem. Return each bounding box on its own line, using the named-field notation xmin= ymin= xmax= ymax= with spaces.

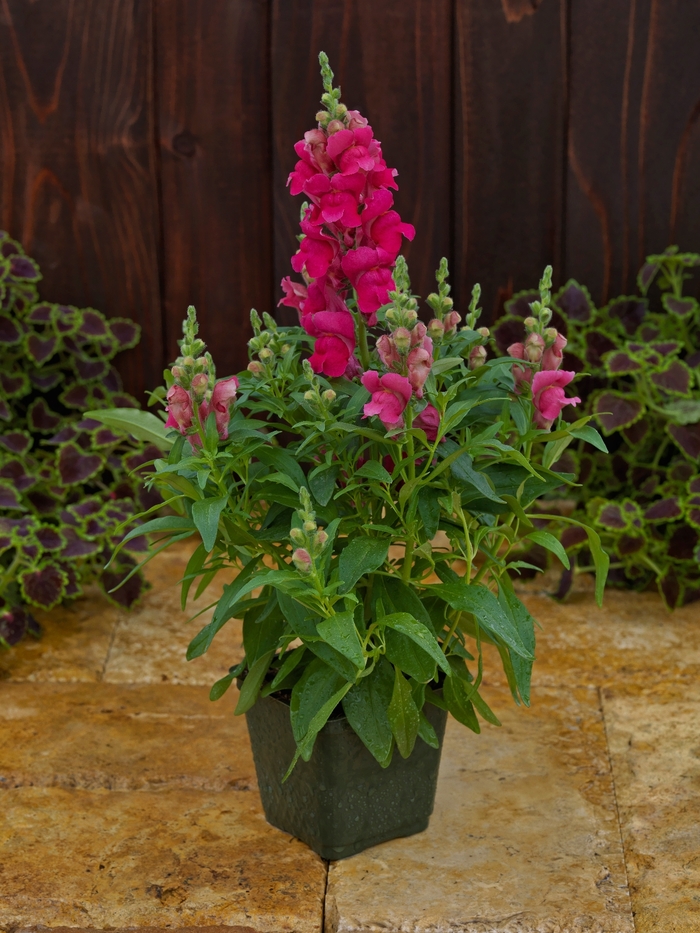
xmin=356 ymin=310 xmax=371 ymax=371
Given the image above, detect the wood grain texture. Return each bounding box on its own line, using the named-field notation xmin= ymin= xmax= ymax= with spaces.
xmin=271 ymin=0 xmax=452 ymax=324
xmin=0 ymin=0 xmax=162 ymax=398
xmin=155 ymin=0 xmax=272 ymax=379
xmin=566 ymin=0 xmax=700 ymax=305
xmin=454 ymin=0 xmax=567 ymax=321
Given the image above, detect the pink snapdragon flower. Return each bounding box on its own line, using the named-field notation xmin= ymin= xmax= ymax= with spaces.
xmin=165 ymin=385 xmax=194 ymax=434
xmin=279 ymin=277 xmax=308 ymax=315
xmin=541 ymin=332 xmax=567 ymax=371
xmin=305 ymin=310 xmax=357 ymax=378
xmin=531 ymin=370 xmax=581 ymax=429
xmin=507 ymin=342 xmax=532 ymax=389
xmin=414 ymin=404 xmax=441 ymax=442
xmin=406 ymin=324 xmax=433 ymax=397
xmin=205 ymin=376 xmax=239 ymax=439
xmin=291 ymin=221 xmax=339 ymax=278
xmin=342 ymin=247 xmax=395 ymax=322
xmin=361 ymin=190 xmax=415 ymax=260
xmin=376 ymin=333 xmax=401 ymax=370
xmin=361 ymin=371 xmax=412 ymax=430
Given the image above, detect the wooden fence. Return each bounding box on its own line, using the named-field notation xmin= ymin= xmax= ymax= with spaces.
xmin=2 ymin=0 xmax=699 ymax=398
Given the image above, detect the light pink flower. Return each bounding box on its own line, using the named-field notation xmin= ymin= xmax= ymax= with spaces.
xmin=541 ymin=332 xmax=567 ymax=371
xmin=407 ymin=346 xmax=432 ymax=397
xmin=468 ymin=345 xmax=487 ymax=369
xmin=531 ymin=370 xmax=581 ymax=429
xmin=524 ymin=332 xmax=545 ymax=363
xmin=165 ymin=385 xmax=194 ymax=435
xmin=443 ymin=311 xmax=461 ymax=334
xmin=507 ymin=342 xmax=532 ymax=389
xmin=376 ymin=333 xmax=401 ymax=370
xmin=305 ymin=310 xmax=357 ymax=378
xmin=361 ymin=371 xmax=412 ymax=430
xmin=414 ymin=404 xmax=441 ymax=442
xmin=206 ymin=376 xmax=239 ymax=439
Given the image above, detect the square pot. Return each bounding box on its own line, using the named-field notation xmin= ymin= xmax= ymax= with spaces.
xmin=245 ymin=693 xmax=447 ymax=860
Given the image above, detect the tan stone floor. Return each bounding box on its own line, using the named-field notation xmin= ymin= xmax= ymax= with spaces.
xmin=1 ymin=544 xmax=699 ymax=932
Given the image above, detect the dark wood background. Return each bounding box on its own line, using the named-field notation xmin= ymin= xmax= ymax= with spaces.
xmin=2 ymin=0 xmax=699 ymax=398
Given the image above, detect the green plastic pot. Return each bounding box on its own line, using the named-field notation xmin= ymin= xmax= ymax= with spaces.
xmin=244 ymin=691 xmax=447 ymax=860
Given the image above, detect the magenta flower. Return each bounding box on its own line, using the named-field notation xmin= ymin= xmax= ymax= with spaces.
xmin=278 ymin=277 xmax=308 ymax=315
xmin=291 ymin=221 xmax=339 ymax=278
xmin=206 ymin=376 xmax=239 ymax=439
xmin=165 ymin=385 xmax=194 ymax=435
xmin=362 ymin=190 xmax=415 ymax=260
xmin=361 ymin=371 xmax=412 ymax=430
xmin=305 ymin=310 xmax=357 ymax=378
xmin=327 ymin=126 xmax=379 ymax=175
xmin=541 ymin=332 xmax=567 ymax=371
xmin=414 ymin=404 xmax=441 ymax=442
xmin=342 ymin=247 xmax=394 ymax=322
xmin=531 ymin=370 xmax=581 ymax=429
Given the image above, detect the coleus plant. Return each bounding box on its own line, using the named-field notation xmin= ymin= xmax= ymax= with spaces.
xmin=494 ymin=246 xmax=700 ymax=608
xmin=108 ymin=54 xmax=608 ymax=775
xmin=0 ymin=231 xmax=159 ymax=648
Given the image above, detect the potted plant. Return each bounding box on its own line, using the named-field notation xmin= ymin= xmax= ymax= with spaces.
xmin=100 ymin=54 xmax=608 ymax=860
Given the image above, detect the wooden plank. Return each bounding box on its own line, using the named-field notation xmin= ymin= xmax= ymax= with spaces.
xmin=454 ymin=0 xmax=567 ymax=320
xmin=155 ymin=0 xmax=272 ymax=380
xmin=0 ymin=0 xmax=162 ymax=398
xmin=566 ymin=0 xmax=700 ymax=304
xmin=271 ymin=0 xmax=452 ymax=324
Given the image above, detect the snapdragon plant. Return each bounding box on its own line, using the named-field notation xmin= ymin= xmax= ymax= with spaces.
xmin=99 ymin=56 xmax=608 ymax=775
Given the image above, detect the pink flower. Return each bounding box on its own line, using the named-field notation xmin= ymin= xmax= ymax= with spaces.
xmin=278 ymin=277 xmax=308 ymax=315
xmin=361 ymin=371 xmax=412 ymax=430
xmin=541 ymin=332 xmax=567 ymax=371
xmin=414 ymin=404 xmax=441 ymax=442
xmin=165 ymin=385 xmax=194 ymax=435
xmin=345 ymin=110 xmax=369 ymax=131
xmin=317 ymin=190 xmax=362 ymax=227
xmin=376 ymin=333 xmax=401 ymax=370
xmin=531 ymin=370 xmax=581 ymax=429
xmin=206 ymin=376 xmax=239 ymax=439
xmin=507 ymin=342 xmax=532 ymax=389
xmin=468 ymin=345 xmax=487 ymax=369
xmin=407 ymin=346 xmax=432 ymax=397
xmin=327 ymin=127 xmax=379 ymax=175
xmin=362 ymin=190 xmax=415 ymax=260
xmin=305 ymin=310 xmax=357 ymax=378
xmin=341 ymin=247 xmax=394 ymax=322
xmin=443 ymin=311 xmax=461 ymax=334
xmin=524 ymin=333 xmax=545 ymax=363
xmin=287 ymin=158 xmax=318 ymax=197
xmin=291 ymin=222 xmax=339 ymax=278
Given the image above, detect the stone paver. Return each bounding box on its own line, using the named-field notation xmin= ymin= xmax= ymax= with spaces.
xmin=0 ymin=681 xmax=255 ymax=792
xmin=326 ymin=683 xmax=634 ymax=933
xmin=602 ymin=681 xmax=700 ymax=932
xmin=0 ymin=583 xmax=118 ymax=683
xmin=0 ymin=786 xmax=326 ymax=933
xmin=104 ymin=544 xmax=245 ymax=686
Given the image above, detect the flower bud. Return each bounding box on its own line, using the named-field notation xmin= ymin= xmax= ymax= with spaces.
xmin=385 ymin=308 xmax=399 ymax=324
xmin=443 ymin=311 xmax=462 ymax=335
xmin=171 ymin=365 xmax=184 ymax=382
xmin=315 ymin=529 xmax=328 ymax=547
xmin=280 ymin=344 xmax=291 ymax=354
xmin=303 ymin=520 xmax=316 ymax=533
xmin=540 ymin=308 xmax=552 ymax=326
xmin=292 ymin=548 xmax=313 ymax=573
xmin=259 ymin=347 xmax=273 ymax=361
xmin=327 ymin=119 xmax=345 ymax=134
xmin=335 ymin=103 xmax=347 ymax=116
xmin=523 ymin=317 xmax=536 ymax=329
xmin=477 ymin=326 xmax=490 ymax=338
xmin=469 ymin=345 xmax=487 ymax=369
xmin=290 ymin=527 xmax=304 ymax=544
xmin=322 ymin=389 xmax=336 ymax=402
xmin=393 ymin=327 xmax=412 ymax=353
xmin=247 ymin=361 xmax=264 ymax=375
xmin=428 ymin=319 xmax=445 ymax=341
xmin=190 ymin=372 xmax=209 ymax=397
xmin=183 ymin=356 xmax=195 ymax=367
xmin=524 ymin=332 xmax=545 ymax=364
xmin=304 ymin=390 xmax=316 ymax=401
xmin=405 ymin=309 xmax=418 ymax=326
xmin=316 ymin=110 xmax=330 ymax=125
xmin=544 ymin=327 xmax=558 ymax=344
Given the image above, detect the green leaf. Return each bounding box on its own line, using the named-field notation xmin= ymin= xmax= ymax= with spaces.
xmin=191 ymin=496 xmax=227 ymax=553
xmin=256 ymin=446 xmax=306 ymax=491
xmin=290 ymin=658 xmax=346 ymax=744
xmin=243 ymin=597 xmax=285 ymax=666
xmin=537 ymin=514 xmax=610 ymax=608
xmin=234 ymin=650 xmax=274 ymax=715
xmin=85 ymin=408 xmax=172 ymax=450
xmin=570 ymin=425 xmax=608 ymax=452
xmin=355 ymin=461 xmax=392 ymax=484
xmin=431 ymin=356 xmax=463 ymax=376
xmin=385 ymin=629 xmax=436 ymax=682
xmin=209 ymin=660 xmax=246 ymax=701
xmin=187 ymin=558 xmax=261 ymax=659
xmin=338 ymin=537 xmax=389 ymax=594
xmin=497 ymin=582 xmax=536 ymax=705
xmin=387 ymin=666 xmax=420 ymax=758
xmin=342 ymin=658 xmax=394 ymax=766
xmin=417 ymin=487 xmax=441 ymax=539
xmin=181 ymin=542 xmax=208 ymax=609
xmin=427 ymin=583 xmax=533 ymax=659
xmin=384 ymin=576 xmax=437 ymax=636
xmin=264 ymin=471 xmax=300 ymax=493
xmin=525 ymin=530 xmax=570 ymax=570
xmin=265 ymin=645 xmax=307 ymax=693
xmin=447 ymin=448 xmax=503 ymax=503
xmin=381 ymin=612 xmax=451 ymax=676
xmin=284 ymin=680 xmax=353 ymax=779
xmin=308 ymin=463 xmax=339 ymax=506
xmin=418 ymin=711 xmax=440 ymax=747
xmin=120 ymin=514 xmax=196 ymax=545
xmin=316 ymin=611 xmax=365 ymax=670
xmin=444 ymin=674 xmax=480 ymax=733
xmin=660 ymin=399 xmax=700 ymax=425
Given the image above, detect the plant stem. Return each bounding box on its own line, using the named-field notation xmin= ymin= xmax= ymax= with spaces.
xmin=356 ymin=309 xmax=371 ymax=371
